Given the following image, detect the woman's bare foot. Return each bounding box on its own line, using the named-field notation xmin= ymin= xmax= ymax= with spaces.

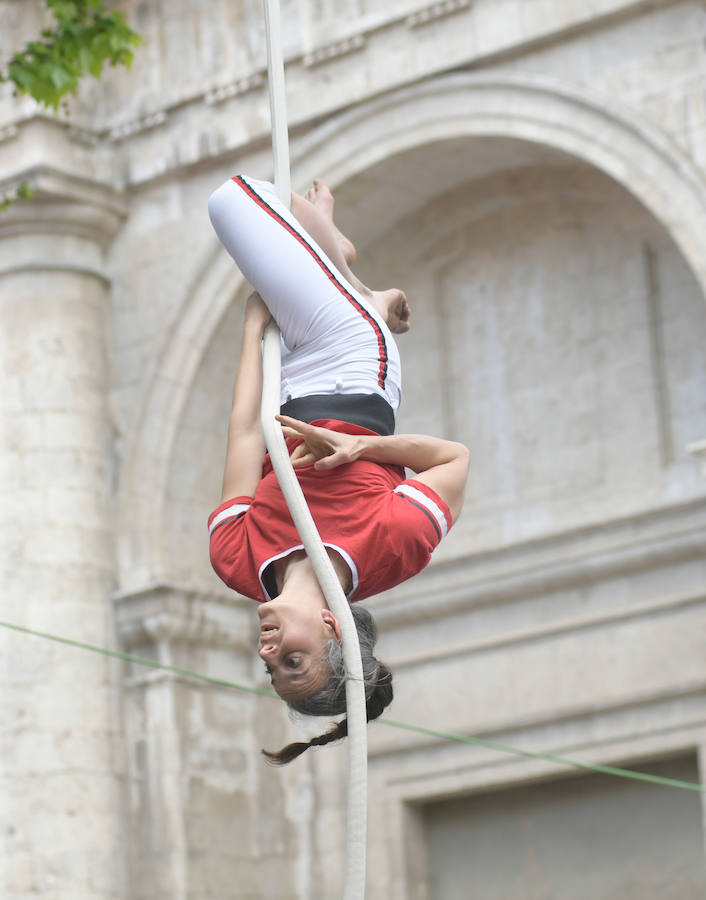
xmin=306 ymin=179 xmax=357 ymax=266
xmin=293 ymin=181 xmax=411 ymax=334
xmin=305 ymin=179 xmax=335 ymax=218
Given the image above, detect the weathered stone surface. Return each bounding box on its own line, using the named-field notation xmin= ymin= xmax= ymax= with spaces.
xmin=1 ymin=1 xmax=705 ymax=898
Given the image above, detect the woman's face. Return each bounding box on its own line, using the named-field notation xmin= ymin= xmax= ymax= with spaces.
xmin=257 ymin=599 xmax=340 ymax=701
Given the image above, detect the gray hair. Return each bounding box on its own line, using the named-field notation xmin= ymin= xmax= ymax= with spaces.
xmin=262 ymin=605 xmax=393 ymax=765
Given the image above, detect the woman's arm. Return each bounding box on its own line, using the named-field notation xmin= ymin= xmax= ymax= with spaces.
xmin=276 ymin=416 xmax=470 ymax=523
xmin=220 ymin=294 xmax=272 ymax=503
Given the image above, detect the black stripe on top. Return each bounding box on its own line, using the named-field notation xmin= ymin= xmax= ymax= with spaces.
xmin=210 ymin=511 xmax=248 ymax=537
xmin=396 ymin=493 xmax=442 ymax=543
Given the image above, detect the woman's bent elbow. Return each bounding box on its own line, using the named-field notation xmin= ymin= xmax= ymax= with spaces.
xmin=452 ymin=441 xmax=470 ymax=471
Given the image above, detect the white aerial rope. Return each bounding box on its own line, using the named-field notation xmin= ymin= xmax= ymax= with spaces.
xmin=260 ymin=2 xmax=368 ymax=897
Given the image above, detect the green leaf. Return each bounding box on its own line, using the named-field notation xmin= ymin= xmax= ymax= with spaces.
xmin=0 ymin=181 xmax=36 ymax=213
xmin=77 ymin=43 xmax=91 ymax=71
xmin=53 ymin=3 xmax=78 ymax=23
xmin=16 ymin=182 xmax=37 ymax=201
xmin=49 ymin=65 xmax=73 ymax=90
xmin=2 ymin=0 xmax=143 ymax=109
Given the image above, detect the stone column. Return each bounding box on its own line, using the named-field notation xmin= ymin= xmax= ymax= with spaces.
xmin=0 ymin=168 xmax=129 ymax=898
xmin=700 ymin=741 xmax=706 ymax=865
xmin=114 ymin=584 xmax=273 ymax=900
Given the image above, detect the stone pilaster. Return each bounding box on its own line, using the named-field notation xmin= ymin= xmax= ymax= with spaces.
xmin=114 ymin=585 xmax=275 ymax=899
xmin=0 ymin=165 xmax=129 ymax=898
xmin=687 ymin=439 xmax=706 ymax=477
xmin=700 ymin=742 xmax=706 ymax=866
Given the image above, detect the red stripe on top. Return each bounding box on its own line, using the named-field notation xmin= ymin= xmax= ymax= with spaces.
xmin=232 ymin=175 xmax=388 ymax=389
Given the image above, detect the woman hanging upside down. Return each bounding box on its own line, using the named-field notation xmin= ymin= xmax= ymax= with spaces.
xmin=207 ymin=175 xmax=470 ymax=764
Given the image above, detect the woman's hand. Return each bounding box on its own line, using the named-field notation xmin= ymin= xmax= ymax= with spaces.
xmin=371 ymin=288 xmax=411 ymax=335
xmin=275 ymin=415 xmax=362 ymax=470
xmin=385 ymin=291 xmax=411 ymax=335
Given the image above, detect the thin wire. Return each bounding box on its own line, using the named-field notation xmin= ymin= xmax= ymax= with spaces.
xmin=0 ymin=619 xmax=275 ymax=699
xmin=1 ymin=619 xmax=703 ymax=794
xmin=380 ymin=718 xmax=706 ymax=793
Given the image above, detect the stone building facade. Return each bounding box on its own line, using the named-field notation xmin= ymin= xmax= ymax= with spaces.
xmin=1 ymin=1 xmax=706 ymax=897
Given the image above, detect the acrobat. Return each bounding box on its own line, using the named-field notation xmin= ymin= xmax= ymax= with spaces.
xmin=207 ymin=175 xmax=469 ymax=763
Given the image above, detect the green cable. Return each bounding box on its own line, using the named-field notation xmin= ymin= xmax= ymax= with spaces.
xmin=380 ymin=718 xmax=705 ymax=792
xmin=0 ymin=619 xmax=277 ymax=700
xmin=1 ymin=619 xmax=703 ymax=793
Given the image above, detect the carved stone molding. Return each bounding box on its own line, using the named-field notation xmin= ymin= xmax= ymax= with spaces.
xmin=205 ymin=73 xmax=265 ymax=106
xmin=108 ymin=110 xmax=167 ymax=143
xmin=372 ymin=496 xmax=706 ymax=631
xmin=0 ymin=0 xmax=673 ymax=195
xmin=406 ymin=0 xmax=470 ymax=29
xmin=0 ymin=123 xmax=19 ymax=145
xmin=31 ymin=0 xmax=676 ymax=195
xmin=303 ymin=34 xmax=366 ymax=68
xmin=67 ymin=126 xmax=101 ymax=147
xmin=114 ymin=582 xmax=253 ymax=654
xmin=0 ymin=166 xmax=126 ymax=244
xmin=3 ymin=113 xmax=104 ymax=150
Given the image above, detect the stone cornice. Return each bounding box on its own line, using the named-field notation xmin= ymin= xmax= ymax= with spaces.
xmin=372 ymin=702 xmax=706 ymax=829
xmin=0 ymin=0 xmax=677 ymax=191
xmin=204 ymin=73 xmax=265 ymax=107
xmin=373 ymin=682 xmax=706 ymax=761
xmin=0 ymin=113 xmax=114 ymax=184
xmin=394 ymin=590 xmax=705 ymax=672
xmin=0 ymin=123 xmax=19 ymax=144
xmin=113 ymin=582 xmax=254 ymax=653
xmin=108 ymin=110 xmax=168 ymax=143
xmin=371 ymin=497 xmax=706 ymax=629
xmin=0 ymin=165 xmax=127 ymax=245
xmin=406 ymin=0 xmax=470 ymax=29
xmin=302 ymin=33 xmax=367 ymax=68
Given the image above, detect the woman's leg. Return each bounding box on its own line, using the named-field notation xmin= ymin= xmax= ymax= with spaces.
xmin=208 ymin=175 xmax=401 ymax=408
xmin=209 ymin=176 xmax=348 ymax=350
xmin=291 ymin=181 xmax=411 ymax=336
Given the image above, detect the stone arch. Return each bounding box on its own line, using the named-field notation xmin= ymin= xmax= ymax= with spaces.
xmin=292 ymin=72 xmax=706 ymax=293
xmin=116 ymin=71 xmax=706 ymax=588
xmin=116 ymin=246 xmax=248 ymax=591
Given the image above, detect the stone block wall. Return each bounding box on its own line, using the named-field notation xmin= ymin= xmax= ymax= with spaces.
xmin=1 ymin=1 xmax=705 ymax=897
